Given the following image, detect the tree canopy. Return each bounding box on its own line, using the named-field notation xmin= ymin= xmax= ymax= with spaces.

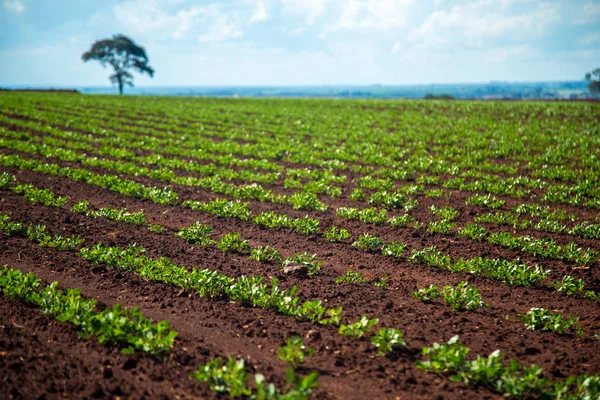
xmin=585 ymin=68 xmax=600 ymax=99
xmin=82 ymin=34 xmax=154 ymax=95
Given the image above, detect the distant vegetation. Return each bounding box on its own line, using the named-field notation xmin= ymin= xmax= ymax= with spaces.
xmin=423 ymin=93 xmax=455 ymax=100
xmin=82 ymin=34 xmax=154 ymax=95
xmin=74 ymin=81 xmax=591 ymax=100
xmin=585 ymin=67 xmax=600 ymax=99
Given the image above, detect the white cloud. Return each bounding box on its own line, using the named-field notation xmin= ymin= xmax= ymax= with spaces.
xmin=323 ymin=0 xmax=414 ymax=34
xmin=409 ymin=0 xmax=558 ymax=48
xmin=484 ymin=44 xmax=535 ymax=63
xmin=251 ymin=0 xmax=268 ymax=22
xmin=580 ymin=31 xmax=600 ymax=45
xmin=583 ymin=1 xmax=600 ymax=15
xmin=281 ymin=0 xmax=328 ymax=24
xmin=3 ymin=0 xmax=25 ymax=13
xmin=198 ymin=16 xmax=243 ymax=42
xmin=571 ymin=48 xmax=600 ymax=59
xmin=114 ymin=0 xmax=212 ymax=39
xmin=575 ymin=1 xmax=600 ymax=23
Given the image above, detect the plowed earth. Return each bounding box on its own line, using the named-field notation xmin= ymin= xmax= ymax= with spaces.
xmin=0 ymin=96 xmax=599 ymax=399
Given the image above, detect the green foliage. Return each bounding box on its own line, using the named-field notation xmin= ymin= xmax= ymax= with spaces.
xmin=352 ymin=233 xmax=385 ymax=252
xmin=91 ymin=207 xmax=147 ymax=225
xmin=371 ymin=328 xmax=406 ymax=355
xmin=289 ymin=192 xmax=327 ymax=212
xmin=26 ymin=224 xmax=84 ymax=251
xmin=0 ymin=267 xmax=176 ymax=354
xmin=372 ymin=275 xmax=389 ymax=289
xmin=441 ymin=282 xmax=486 ymax=312
xmin=488 ymin=232 xmax=599 ymax=265
xmin=148 ymin=224 xmax=165 ymax=233
xmin=87 ymin=304 xmax=177 ymax=355
xmin=0 ymin=172 xmax=16 ymax=189
xmin=409 ymin=246 xmax=452 ymax=269
xmin=552 ymin=275 xmax=586 ymax=296
xmin=413 ymin=282 xmax=485 ymax=311
xmin=417 ymin=335 xmax=600 ymax=398
xmin=466 ymin=194 xmax=505 ymax=209
xmin=424 ymin=189 xmax=444 ymax=198
xmin=336 ymin=207 xmax=388 ymax=225
xmin=253 ymin=211 xmax=291 ymax=229
xmin=283 ymin=252 xmax=322 ymax=276
xmin=249 ymin=246 xmax=282 ymax=263
xmin=369 ymin=190 xmax=418 ymax=211
xmin=449 ymin=257 xmax=550 ymax=287
xmin=6 ymin=221 xmax=344 ymax=328
xmin=457 ymin=224 xmax=488 ymax=241
xmin=325 ymin=185 xmax=342 ymax=197
xmin=387 ymin=214 xmax=415 ymax=227
xmin=427 ymin=220 xmax=457 ymax=234
xmin=0 ymin=213 xmax=24 ymax=236
xmin=355 ymin=175 xmax=394 ymax=191
xmin=184 ymin=198 xmax=251 ymax=221
xmin=177 ymin=222 xmax=215 ymax=246
xmin=416 ymin=175 xmax=440 ymax=185
xmin=413 ymin=285 xmax=441 ymax=302
xmin=283 ymin=368 xmax=320 ymax=400
xmin=191 ymin=354 xmax=320 ymax=399
xmin=518 ymin=308 xmax=582 ymax=335
xmin=429 ymin=205 xmax=460 ymax=221
xmin=381 ymin=241 xmax=407 ymax=257
xmin=291 ymin=216 xmax=320 ymax=235
xmin=218 ymin=232 xmax=252 ymax=254
xmin=191 ymin=356 xmax=251 ymax=397
xmin=13 ymin=183 xmax=67 ymax=208
xmin=349 ymin=188 xmax=365 ymax=201
xmin=335 ymin=270 xmax=365 ymax=284
xmin=70 ymin=200 xmax=89 ymax=213
xmin=0 ymin=154 xmax=179 ymax=205
xmin=7 ymin=95 xmax=600 ymax=398
xmin=72 ymin=201 xmax=147 ymax=224
xmin=278 ymin=336 xmax=314 ymax=368
xmin=409 ymin=246 xmax=550 ymax=287
xmin=338 ymin=315 xmax=379 ymax=337
xmin=323 ymin=225 xmax=352 ymax=242
xmin=417 ymin=335 xmax=469 ymax=374
xmin=82 ymin=34 xmax=154 ymax=95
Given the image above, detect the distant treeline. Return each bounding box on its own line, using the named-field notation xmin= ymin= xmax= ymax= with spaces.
xmin=4 ymin=81 xmax=590 ymax=99
xmin=0 ymin=88 xmax=79 ymax=93
xmin=423 ymin=93 xmax=455 ymax=100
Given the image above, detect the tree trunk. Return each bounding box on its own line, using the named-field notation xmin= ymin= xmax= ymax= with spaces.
xmin=118 ymin=76 xmax=124 ymax=95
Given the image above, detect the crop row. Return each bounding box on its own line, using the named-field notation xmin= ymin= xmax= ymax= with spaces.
xmin=475 ymin=209 xmax=600 ymax=240
xmin=5 ymin=173 xmax=595 ymax=330
xmin=3 ymin=111 xmax=600 ymax=233
xmin=0 ymin=172 xmax=327 ymax=273
xmin=0 ymin=266 xmax=177 ymax=354
xmin=2 ymin=107 xmax=600 ymax=209
xmin=2 ymin=166 xmax=597 ymax=305
xmin=0 ymin=134 xmax=334 ymax=211
xmin=4 ymin=96 xmax=598 ymax=188
xmin=3 ymin=214 xmax=598 ymax=399
xmin=8 ymin=115 xmax=593 ymax=234
xmin=0 ymin=213 xmax=421 ymax=349
xmin=2 ymin=137 xmax=596 ymax=273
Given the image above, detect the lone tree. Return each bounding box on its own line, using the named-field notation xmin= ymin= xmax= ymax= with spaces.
xmin=82 ymin=34 xmax=154 ymax=95
xmin=585 ymin=67 xmax=600 ymax=99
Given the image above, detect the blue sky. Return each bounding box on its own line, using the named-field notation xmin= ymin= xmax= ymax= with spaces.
xmin=1 ymin=0 xmax=599 ymax=87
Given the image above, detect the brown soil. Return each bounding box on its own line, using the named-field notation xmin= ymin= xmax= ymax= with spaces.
xmin=0 ymin=100 xmax=599 ymax=399
xmin=1 ymin=163 xmax=599 ymax=399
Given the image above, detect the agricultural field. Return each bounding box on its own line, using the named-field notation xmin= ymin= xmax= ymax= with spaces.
xmin=0 ymin=91 xmax=599 ymax=399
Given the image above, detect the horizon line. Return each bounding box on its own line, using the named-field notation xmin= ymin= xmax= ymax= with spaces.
xmin=0 ymin=79 xmax=588 ymax=89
